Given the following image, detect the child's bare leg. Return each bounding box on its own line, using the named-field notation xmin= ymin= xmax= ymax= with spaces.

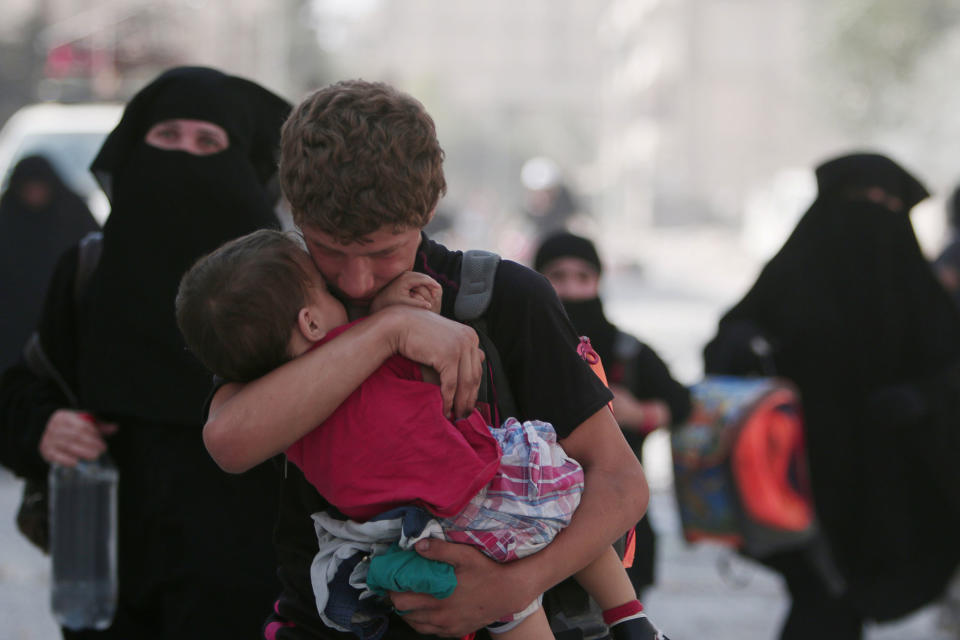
xmin=575 ymin=546 xmax=669 ymax=639
xmin=489 ymin=605 xmax=553 ymax=640
xmin=575 ymin=545 xmax=636 ymax=608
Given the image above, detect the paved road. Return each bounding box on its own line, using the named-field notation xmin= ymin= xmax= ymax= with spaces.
xmin=0 ymin=469 xmax=60 ymax=640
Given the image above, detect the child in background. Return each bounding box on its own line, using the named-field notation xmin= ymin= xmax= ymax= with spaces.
xmin=177 ymin=229 xmax=668 ymax=640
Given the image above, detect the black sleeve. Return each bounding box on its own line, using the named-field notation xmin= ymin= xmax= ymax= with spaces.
xmin=703 ymin=317 xmax=776 ymax=376
xmin=484 ymin=260 xmax=612 ymax=438
xmin=0 ymin=246 xmax=80 ymax=480
xmin=627 ymin=343 xmax=692 ymax=427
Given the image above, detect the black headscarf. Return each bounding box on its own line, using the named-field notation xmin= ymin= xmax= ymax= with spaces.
xmin=814 ymin=152 xmax=930 ymax=210
xmin=533 ymin=231 xmax=603 ymax=275
xmin=704 ymin=152 xmax=960 ymax=618
xmin=77 ymin=66 xmax=291 ymax=425
xmin=0 ymin=155 xmax=99 ymax=369
xmin=532 ymin=232 xmax=614 ymax=361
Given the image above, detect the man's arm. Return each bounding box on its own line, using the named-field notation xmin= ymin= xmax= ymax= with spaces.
xmin=205 ymin=305 xmax=483 ymax=473
xmin=390 ymin=405 xmax=649 ymax=636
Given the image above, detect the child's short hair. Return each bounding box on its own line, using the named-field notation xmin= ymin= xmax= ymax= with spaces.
xmin=176 ymin=229 xmax=315 ymax=382
xmin=279 ymin=80 xmax=446 ymax=242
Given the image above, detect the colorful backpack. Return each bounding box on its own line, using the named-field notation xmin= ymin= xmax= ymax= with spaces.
xmin=671 ymin=375 xmax=816 ymax=558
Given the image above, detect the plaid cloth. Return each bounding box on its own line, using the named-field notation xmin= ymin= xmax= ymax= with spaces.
xmin=441 ymin=418 xmax=584 ymax=563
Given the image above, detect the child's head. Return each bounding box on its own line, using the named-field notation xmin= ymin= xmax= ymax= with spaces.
xmin=176 ymin=229 xmax=347 ymax=382
xmin=278 ymin=79 xmax=446 ymax=243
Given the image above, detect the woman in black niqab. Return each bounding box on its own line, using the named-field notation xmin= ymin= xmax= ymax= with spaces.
xmin=79 ymin=66 xmax=290 ymax=423
xmin=704 ymin=152 xmax=960 ymax=639
xmin=533 ymin=231 xmax=692 ymax=597
xmin=0 ymin=155 xmax=98 ymax=369
xmin=0 ymin=66 xmax=292 ymax=639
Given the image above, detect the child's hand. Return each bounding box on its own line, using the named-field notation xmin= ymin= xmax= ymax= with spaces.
xmin=371 ymin=271 xmax=442 ymax=314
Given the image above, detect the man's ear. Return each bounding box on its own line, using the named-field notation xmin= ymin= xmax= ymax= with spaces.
xmin=297 ymin=307 xmax=327 ymax=342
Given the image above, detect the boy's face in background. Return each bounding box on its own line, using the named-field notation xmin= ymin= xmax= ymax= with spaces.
xmin=300 ymin=223 xmax=423 ymax=312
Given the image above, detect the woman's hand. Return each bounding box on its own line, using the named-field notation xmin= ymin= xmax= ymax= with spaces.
xmin=39 ymin=410 xmax=117 ymax=466
xmin=610 ymin=386 xmax=670 ymax=434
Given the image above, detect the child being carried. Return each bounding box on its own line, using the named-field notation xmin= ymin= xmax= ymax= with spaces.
xmin=176 ymin=229 xmax=668 ymax=640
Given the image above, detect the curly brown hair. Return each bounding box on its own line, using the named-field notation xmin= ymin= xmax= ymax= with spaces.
xmin=175 ymin=229 xmax=316 ymax=382
xmin=279 ymin=80 xmax=447 ymax=243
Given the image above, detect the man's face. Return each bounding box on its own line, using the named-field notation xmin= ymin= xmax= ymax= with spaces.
xmin=541 ymin=257 xmax=600 ymax=301
xmin=300 ymin=224 xmax=422 ymax=310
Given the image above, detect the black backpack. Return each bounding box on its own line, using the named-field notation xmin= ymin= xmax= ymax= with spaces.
xmin=455 ymin=250 xmax=620 ymax=640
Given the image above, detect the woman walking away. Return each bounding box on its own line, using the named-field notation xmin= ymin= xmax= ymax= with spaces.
xmin=704 ymin=152 xmax=960 ymax=640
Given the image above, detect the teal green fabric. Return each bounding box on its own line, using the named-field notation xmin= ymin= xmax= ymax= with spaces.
xmin=367 ymin=543 xmax=457 ymax=599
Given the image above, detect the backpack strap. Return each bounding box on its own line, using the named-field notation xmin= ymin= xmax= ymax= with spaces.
xmin=454 ymin=250 xmax=518 ymax=424
xmin=609 ymin=329 xmax=644 ymax=390
xmin=73 ymin=231 xmax=103 ymax=307
xmin=22 ymin=230 xmax=103 ymax=407
xmin=612 ymin=330 xmax=643 ymax=362
xmin=454 ymin=250 xmax=500 ymax=321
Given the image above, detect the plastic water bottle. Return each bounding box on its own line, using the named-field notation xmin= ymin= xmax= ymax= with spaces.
xmin=49 ymin=455 xmax=118 ymax=630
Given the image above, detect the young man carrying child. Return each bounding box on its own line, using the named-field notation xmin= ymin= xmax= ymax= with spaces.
xmin=178 ymin=229 xmax=668 ymax=639
xmin=201 ymin=80 xmax=657 ymax=639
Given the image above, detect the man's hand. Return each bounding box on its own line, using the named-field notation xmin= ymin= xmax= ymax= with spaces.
xmin=388 ymin=539 xmax=536 ymax=637
xmin=39 ymin=410 xmax=118 ymax=466
xmin=370 ymin=271 xmax=443 ymax=314
xmin=385 ymin=306 xmax=483 ymax=418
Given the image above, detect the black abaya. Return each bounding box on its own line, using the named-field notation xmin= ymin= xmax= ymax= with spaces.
xmin=0 ymin=155 xmax=99 ymax=369
xmin=0 ymin=66 xmax=292 ymax=639
xmin=705 ymin=153 xmax=960 ymax=629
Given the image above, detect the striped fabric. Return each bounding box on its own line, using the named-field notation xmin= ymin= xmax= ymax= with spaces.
xmin=441 ymin=418 xmax=584 ymax=563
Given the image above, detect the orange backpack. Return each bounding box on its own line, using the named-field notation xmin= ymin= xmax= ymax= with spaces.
xmin=671 ymin=375 xmax=816 ymax=558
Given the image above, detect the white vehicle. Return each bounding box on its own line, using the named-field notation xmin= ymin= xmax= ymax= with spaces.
xmin=0 ymin=102 xmax=123 ymax=224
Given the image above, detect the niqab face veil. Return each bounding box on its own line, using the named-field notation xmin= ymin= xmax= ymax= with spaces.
xmin=814 ymin=152 xmax=930 ymax=210
xmin=78 ymin=66 xmax=291 ymax=424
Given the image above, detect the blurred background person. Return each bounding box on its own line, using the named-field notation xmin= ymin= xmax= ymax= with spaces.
xmin=521 ymin=157 xmax=582 ymax=237
xmin=0 ymin=66 xmax=291 ymax=639
xmin=534 ymin=230 xmax=691 ymax=597
xmin=0 ymin=155 xmax=98 ymax=370
xmin=934 ymin=183 xmax=960 ymax=309
xmin=704 ymin=152 xmax=960 ymax=640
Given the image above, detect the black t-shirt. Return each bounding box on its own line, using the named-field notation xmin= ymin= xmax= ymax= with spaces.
xmin=236 ymin=236 xmax=613 ymax=638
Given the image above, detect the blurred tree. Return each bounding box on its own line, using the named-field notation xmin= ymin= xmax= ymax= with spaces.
xmin=813 ymin=0 xmax=960 ymax=134
xmin=288 ymin=0 xmax=336 ymax=94
xmin=0 ymin=6 xmax=45 ymax=126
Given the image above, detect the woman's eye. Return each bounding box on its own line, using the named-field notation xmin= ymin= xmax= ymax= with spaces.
xmin=198 ymin=134 xmax=225 ymax=151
